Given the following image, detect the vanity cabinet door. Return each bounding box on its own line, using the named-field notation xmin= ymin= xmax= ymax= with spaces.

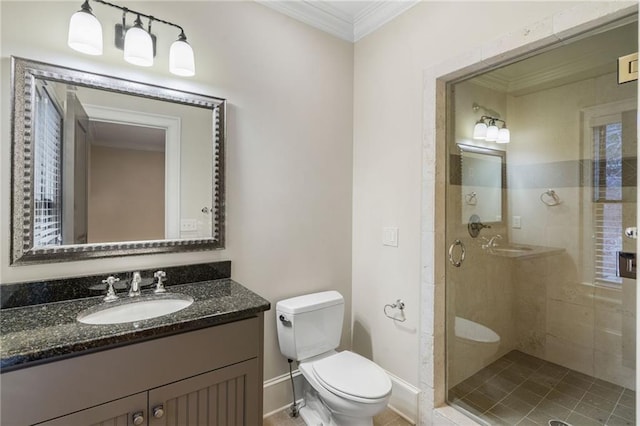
xmin=148 ymin=358 xmax=260 ymax=426
xmin=37 ymin=392 xmax=147 ymax=426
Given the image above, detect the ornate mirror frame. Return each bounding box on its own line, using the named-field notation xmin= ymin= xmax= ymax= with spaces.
xmin=10 ymin=57 xmax=226 ymax=265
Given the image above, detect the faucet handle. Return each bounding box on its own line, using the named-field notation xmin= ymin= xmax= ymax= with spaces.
xmin=153 ymin=270 xmax=167 ymax=293
xmin=101 ymin=276 xmax=120 ymax=302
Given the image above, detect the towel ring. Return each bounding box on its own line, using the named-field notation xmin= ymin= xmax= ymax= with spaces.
xmin=540 ymin=189 xmax=561 ymax=206
xmin=384 ymin=299 xmax=406 ymax=322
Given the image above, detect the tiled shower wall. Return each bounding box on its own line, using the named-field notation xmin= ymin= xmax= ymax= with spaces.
xmin=506 ymin=71 xmax=637 ymax=390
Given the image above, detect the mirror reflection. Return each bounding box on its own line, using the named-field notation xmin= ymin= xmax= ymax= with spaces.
xmin=33 ymin=81 xmax=213 ymax=247
xmin=459 ymin=144 xmax=505 ymax=224
xmin=12 ymin=57 xmax=225 ymax=264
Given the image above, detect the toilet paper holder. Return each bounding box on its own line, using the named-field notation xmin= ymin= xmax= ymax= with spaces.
xmin=384 ymin=299 xmax=406 ymax=322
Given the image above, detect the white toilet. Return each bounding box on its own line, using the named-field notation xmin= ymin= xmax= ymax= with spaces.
xmin=276 ymin=291 xmax=392 ymax=426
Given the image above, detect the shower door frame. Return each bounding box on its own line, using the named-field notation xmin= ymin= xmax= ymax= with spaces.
xmin=418 ymin=4 xmax=639 ymax=425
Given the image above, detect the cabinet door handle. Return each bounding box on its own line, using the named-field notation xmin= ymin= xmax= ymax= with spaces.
xmin=153 ymin=404 xmax=165 ymax=418
xmin=132 ymin=411 xmax=145 ymax=425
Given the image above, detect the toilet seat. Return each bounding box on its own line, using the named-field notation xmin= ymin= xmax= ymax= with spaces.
xmin=308 ymin=351 xmax=392 ymax=403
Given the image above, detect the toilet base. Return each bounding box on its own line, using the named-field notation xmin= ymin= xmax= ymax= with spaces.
xmin=298 ymin=390 xmax=375 ymax=426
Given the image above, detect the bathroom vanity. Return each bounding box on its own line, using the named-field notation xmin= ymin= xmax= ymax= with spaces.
xmin=1 ymin=263 xmax=270 ymax=426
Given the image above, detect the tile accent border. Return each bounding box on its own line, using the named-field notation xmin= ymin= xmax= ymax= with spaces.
xmin=419 ymin=3 xmax=638 ymax=425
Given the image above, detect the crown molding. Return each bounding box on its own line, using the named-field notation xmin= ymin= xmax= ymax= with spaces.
xmin=257 ymin=1 xmax=354 ymax=41
xmin=353 ymin=1 xmax=419 ymax=41
xmin=257 ymin=1 xmax=420 ymax=42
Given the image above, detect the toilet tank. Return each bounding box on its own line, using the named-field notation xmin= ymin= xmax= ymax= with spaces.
xmin=276 ymin=291 xmax=344 ymax=361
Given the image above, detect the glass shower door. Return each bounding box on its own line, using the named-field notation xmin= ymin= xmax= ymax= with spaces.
xmin=445 ymin=19 xmax=637 ymax=426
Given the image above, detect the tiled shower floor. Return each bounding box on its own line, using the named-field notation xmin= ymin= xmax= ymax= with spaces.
xmin=448 ymin=350 xmax=635 ymax=426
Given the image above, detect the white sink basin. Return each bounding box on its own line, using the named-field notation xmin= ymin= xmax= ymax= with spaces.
xmin=78 ymin=294 xmax=194 ymax=325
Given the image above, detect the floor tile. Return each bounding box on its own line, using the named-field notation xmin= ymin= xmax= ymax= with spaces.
xmin=574 ymin=401 xmax=611 ymax=423
xmin=527 ymin=407 xmax=564 ymax=424
xmin=554 ymin=381 xmax=588 ymax=400
xmin=535 ymin=398 xmax=571 ymax=419
xmin=565 ymin=411 xmax=603 ymax=426
xmin=581 ymin=391 xmax=617 ymax=412
xmin=465 ymin=390 xmax=500 ymax=412
xmin=538 ymin=361 xmax=569 ymax=377
xmin=618 ymin=391 xmax=635 ymax=408
xmin=560 ymin=374 xmax=593 ymax=390
xmin=588 ymin=383 xmax=624 ymax=403
xmin=501 ymin=393 xmax=535 ymax=414
xmin=448 ymin=352 xmax=633 ymax=426
xmin=593 ymin=378 xmax=623 ymax=392
xmin=520 ymin=379 xmax=552 ymax=397
xmin=529 ymin=370 xmax=562 ymax=388
xmin=475 ymin=382 xmax=509 ymax=401
xmin=607 ymin=414 xmax=635 ymax=426
xmin=488 ymin=403 xmax=526 ymax=424
xmin=544 ymin=389 xmax=580 ymax=410
xmin=612 ymin=403 xmax=635 ymax=422
xmin=512 ymin=386 xmax=545 ymax=406
xmin=517 ymin=418 xmax=540 ymax=426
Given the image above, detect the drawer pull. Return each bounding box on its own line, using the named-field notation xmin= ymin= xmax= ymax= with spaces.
xmin=132 ymin=411 xmax=144 ymax=425
xmin=153 ymin=405 xmax=165 ymax=419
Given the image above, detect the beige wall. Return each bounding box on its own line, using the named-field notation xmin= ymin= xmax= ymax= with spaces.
xmin=353 ymin=0 xmax=584 ymax=388
xmin=88 ymin=145 xmax=165 ymax=243
xmin=0 ymin=1 xmax=353 ymax=386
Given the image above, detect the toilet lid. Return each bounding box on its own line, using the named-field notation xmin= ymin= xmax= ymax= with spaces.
xmin=311 ymin=351 xmax=392 ymax=400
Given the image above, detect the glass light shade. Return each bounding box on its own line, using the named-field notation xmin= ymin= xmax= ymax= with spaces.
xmin=170 ymin=39 xmax=195 ymax=77
xmin=485 ymin=124 xmax=499 ymax=142
xmin=68 ymin=10 xmax=103 ymax=55
xmin=124 ymin=25 xmax=154 ymax=67
xmin=497 ymin=127 xmax=510 ymax=144
xmin=473 ymin=122 xmax=487 ymax=140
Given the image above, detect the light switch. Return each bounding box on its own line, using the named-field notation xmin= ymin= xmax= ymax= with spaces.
xmin=512 ymin=216 xmax=521 ymax=229
xmin=382 ymin=227 xmax=399 ymax=247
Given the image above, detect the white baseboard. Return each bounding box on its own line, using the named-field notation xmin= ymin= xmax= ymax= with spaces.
xmin=263 ymin=368 xmax=420 ymax=424
xmin=386 ymin=370 xmax=420 ymax=424
xmin=263 ymin=369 xmax=306 ymax=417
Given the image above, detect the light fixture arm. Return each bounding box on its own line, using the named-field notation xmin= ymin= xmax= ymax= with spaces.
xmin=478 ymin=115 xmax=506 ymax=127
xmin=92 ymin=0 xmax=186 ymax=35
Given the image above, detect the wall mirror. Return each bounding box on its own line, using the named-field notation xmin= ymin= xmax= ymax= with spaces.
xmin=458 ymin=144 xmax=506 ymax=224
xmin=10 ymin=57 xmax=226 ymax=264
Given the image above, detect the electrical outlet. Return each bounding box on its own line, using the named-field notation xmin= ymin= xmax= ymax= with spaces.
xmin=180 ymin=219 xmax=197 ymax=231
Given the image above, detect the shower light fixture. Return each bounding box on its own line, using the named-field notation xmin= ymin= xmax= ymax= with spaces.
xmin=68 ymin=0 xmax=195 ymax=77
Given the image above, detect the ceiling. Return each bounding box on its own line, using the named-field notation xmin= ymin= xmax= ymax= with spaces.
xmin=257 ymin=0 xmax=420 ymax=42
xmin=471 ymin=20 xmax=638 ymax=96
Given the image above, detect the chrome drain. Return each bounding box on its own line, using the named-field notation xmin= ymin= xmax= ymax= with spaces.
xmin=548 ymin=421 xmax=571 ymax=426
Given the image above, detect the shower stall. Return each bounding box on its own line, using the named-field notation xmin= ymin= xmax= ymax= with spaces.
xmin=445 ymin=19 xmax=638 ymax=426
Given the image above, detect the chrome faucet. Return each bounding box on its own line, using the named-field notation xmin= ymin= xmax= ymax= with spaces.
xmin=482 ymin=234 xmax=503 ymax=249
xmin=129 ymin=272 xmax=142 ymax=297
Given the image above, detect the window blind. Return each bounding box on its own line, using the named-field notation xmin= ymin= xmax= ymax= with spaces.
xmin=592 ymin=122 xmax=623 ymax=285
xmin=33 ymin=86 xmax=63 ymax=247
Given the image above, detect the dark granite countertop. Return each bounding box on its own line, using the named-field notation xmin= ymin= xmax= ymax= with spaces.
xmin=1 ymin=279 xmax=270 ymax=372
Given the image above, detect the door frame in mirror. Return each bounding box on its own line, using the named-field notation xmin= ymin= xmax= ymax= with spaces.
xmin=10 ymin=57 xmax=226 ymax=265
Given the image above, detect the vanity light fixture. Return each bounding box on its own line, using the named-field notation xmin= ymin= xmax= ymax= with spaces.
xmin=472 ymin=103 xmax=510 ymax=144
xmin=68 ymin=0 xmax=103 ymax=55
xmin=68 ymin=0 xmax=195 ymax=77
